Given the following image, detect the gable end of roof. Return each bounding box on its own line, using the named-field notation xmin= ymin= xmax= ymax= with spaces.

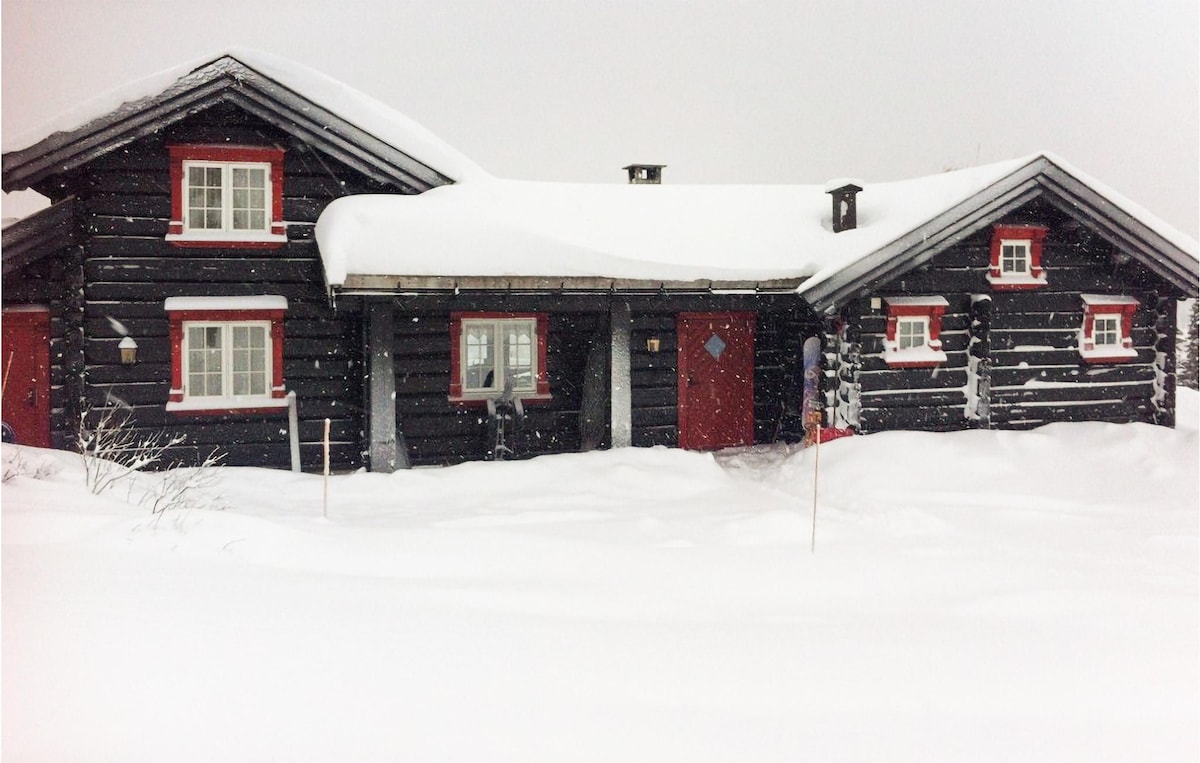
xmin=2 ymin=56 xmax=456 ymax=194
xmin=2 ymin=197 xmax=80 ymax=275
xmin=803 ymin=156 xmax=1199 ymax=311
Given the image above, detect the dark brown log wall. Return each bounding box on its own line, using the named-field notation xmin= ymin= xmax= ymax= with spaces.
xmin=64 ymin=104 xmax=401 ymax=469
xmin=842 ymin=199 xmax=1186 ymax=433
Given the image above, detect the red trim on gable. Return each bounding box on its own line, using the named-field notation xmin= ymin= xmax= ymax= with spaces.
xmin=989 ymin=225 xmax=1048 ymax=288
xmin=166 ymin=144 xmax=286 ymax=245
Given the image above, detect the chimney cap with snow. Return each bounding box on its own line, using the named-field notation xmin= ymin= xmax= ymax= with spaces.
xmin=623 ymin=164 xmax=665 ymax=184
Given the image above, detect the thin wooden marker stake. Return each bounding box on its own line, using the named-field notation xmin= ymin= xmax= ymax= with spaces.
xmin=811 ymin=423 xmax=820 ymax=553
xmin=322 ymin=417 xmax=331 ymax=519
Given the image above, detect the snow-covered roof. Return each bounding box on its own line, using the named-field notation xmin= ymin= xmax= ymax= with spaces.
xmin=316 ymin=157 xmax=1034 ymax=289
xmin=2 ymin=48 xmax=487 ymax=190
xmin=316 ymin=152 xmax=1199 ymax=296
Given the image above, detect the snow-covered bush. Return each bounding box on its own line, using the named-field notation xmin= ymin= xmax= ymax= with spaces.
xmin=1 ymin=446 xmax=60 ymax=483
xmin=75 ymin=402 xmax=226 ymax=519
xmin=76 ymin=403 xmax=186 ymax=494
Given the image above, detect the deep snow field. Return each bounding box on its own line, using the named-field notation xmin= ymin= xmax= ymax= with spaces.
xmin=3 ymin=392 xmax=1198 ymax=762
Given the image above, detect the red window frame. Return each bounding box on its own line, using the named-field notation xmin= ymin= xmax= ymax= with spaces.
xmin=165 ymin=299 xmax=288 ymax=415
xmin=1079 ymin=296 xmax=1138 ymax=363
xmin=988 ymin=225 xmax=1048 ymax=290
xmin=448 ymin=312 xmax=551 ymax=403
xmin=166 ymin=144 xmax=286 ymax=248
xmin=882 ymin=297 xmax=948 ymax=368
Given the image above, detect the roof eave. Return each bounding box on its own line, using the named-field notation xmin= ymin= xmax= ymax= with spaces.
xmin=334 ymin=274 xmax=807 ymax=295
xmin=1 ymin=197 xmax=80 ymax=275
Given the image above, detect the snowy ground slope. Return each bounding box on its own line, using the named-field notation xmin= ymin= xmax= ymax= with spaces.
xmin=3 ymin=392 xmax=1198 ymax=762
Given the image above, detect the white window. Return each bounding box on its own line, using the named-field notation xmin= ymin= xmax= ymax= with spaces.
xmin=1091 ymin=315 xmax=1121 ymax=347
xmin=988 ymin=225 xmax=1048 ymax=289
xmin=999 ymin=240 xmax=1031 ymax=276
xmin=1078 ymin=294 xmax=1139 ymax=363
xmin=881 ymin=296 xmax=949 ymax=368
xmin=166 ymin=145 xmax=286 ymax=247
xmin=184 ymin=162 xmax=269 ymax=234
xmin=461 ymin=318 xmax=537 ymax=394
xmin=449 ymin=312 xmax=550 ymax=402
xmin=165 ymin=296 xmax=288 ymax=412
xmin=896 ymin=316 xmax=930 ymax=350
xmin=184 ymin=322 xmax=271 ymax=400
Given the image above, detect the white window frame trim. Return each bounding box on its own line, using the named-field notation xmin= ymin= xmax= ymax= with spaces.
xmin=895 ymin=315 xmax=931 ymax=351
xmin=166 ymin=159 xmax=286 ymax=245
xmin=459 ymin=317 xmax=539 ymax=395
xmin=881 ymin=295 xmax=949 ymax=367
xmin=998 ymin=239 xmax=1032 ymax=276
xmin=1091 ymin=315 xmax=1121 ymax=347
xmin=164 ymin=295 xmax=289 ymax=413
xmin=180 ymin=319 xmax=274 ymax=406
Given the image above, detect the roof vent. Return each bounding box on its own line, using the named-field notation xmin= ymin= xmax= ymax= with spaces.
xmin=624 ymin=164 xmax=665 ymax=185
xmin=825 ymin=180 xmax=863 ymax=232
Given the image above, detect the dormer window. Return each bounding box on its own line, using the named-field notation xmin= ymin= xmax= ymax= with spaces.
xmin=987 ymin=225 xmax=1048 ymax=289
xmin=166 ymin=145 xmax=286 ymax=248
xmin=881 ymin=296 xmax=949 ymax=368
xmin=1079 ymin=294 xmax=1139 ymax=363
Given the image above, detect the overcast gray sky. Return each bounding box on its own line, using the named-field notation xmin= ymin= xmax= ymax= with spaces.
xmin=2 ymin=0 xmax=1197 ymax=236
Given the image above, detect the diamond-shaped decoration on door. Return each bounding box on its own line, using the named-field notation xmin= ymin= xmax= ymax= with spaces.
xmin=704 ymin=333 xmax=727 ymax=360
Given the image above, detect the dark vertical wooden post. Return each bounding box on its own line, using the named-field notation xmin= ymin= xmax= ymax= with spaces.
xmin=363 ymin=297 xmax=407 ymax=471
xmin=1154 ymin=295 xmax=1177 ymax=427
xmin=579 ymin=320 xmax=610 ymax=451
xmin=62 ymin=231 xmax=86 ymax=450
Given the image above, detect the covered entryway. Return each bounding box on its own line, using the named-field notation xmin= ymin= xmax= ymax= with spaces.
xmin=2 ymin=307 xmax=52 ymax=447
xmin=677 ymin=312 xmax=755 ymax=450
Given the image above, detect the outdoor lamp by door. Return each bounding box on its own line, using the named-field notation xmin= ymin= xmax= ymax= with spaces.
xmin=119 ymin=336 xmax=138 ymax=365
xmin=646 ymin=337 xmax=661 ymax=353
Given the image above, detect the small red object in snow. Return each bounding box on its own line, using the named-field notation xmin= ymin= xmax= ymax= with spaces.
xmin=819 ymin=427 xmax=854 ymax=443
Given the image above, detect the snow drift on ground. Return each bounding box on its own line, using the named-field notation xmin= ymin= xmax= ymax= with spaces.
xmin=3 ymin=392 xmax=1198 ymax=762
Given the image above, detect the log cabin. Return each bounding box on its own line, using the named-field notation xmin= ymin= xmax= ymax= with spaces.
xmin=4 ymin=51 xmax=1197 ymax=471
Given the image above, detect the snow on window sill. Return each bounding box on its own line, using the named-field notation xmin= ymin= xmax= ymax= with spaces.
xmin=882 ymin=347 xmax=948 ymax=368
xmin=986 ymin=274 xmax=1047 ymax=290
xmin=1078 ymin=347 xmax=1138 ymax=364
xmin=166 ymin=232 xmax=287 ymax=249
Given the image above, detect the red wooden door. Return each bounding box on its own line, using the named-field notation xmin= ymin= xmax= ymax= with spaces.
xmin=2 ymin=308 xmax=52 ymax=448
xmin=677 ymin=312 xmax=755 ymax=450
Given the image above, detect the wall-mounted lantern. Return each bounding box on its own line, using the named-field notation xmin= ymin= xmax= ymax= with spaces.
xmin=646 ymin=337 xmax=661 ymax=353
xmin=119 ymin=336 xmax=139 ymax=365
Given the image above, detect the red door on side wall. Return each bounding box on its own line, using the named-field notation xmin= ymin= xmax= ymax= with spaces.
xmin=2 ymin=308 xmax=52 ymax=448
xmin=677 ymin=312 xmax=755 ymax=450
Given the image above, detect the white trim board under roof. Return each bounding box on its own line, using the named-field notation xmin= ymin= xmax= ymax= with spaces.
xmin=2 ymin=49 xmax=485 ymax=195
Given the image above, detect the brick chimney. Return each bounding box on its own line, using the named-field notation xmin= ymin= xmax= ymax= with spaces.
xmin=624 ymin=164 xmax=665 ymax=184
xmin=825 ymin=181 xmax=863 ymax=232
